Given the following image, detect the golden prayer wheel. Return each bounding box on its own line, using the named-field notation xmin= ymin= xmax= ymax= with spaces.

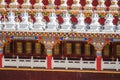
xmin=75 ymin=43 xmax=81 ymax=55
xmin=54 ymin=43 xmax=60 ymax=55
xmin=16 ymin=42 xmax=23 ymax=54
xmin=84 ymin=44 xmax=90 ymax=56
xmin=103 ymin=45 xmax=110 ymax=57
xmin=66 ymin=43 xmax=72 ymax=55
xmin=35 ymin=43 xmax=41 ymax=54
xmin=116 ymin=45 xmax=120 ymax=56
xmin=26 ymin=42 xmax=32 ymax=54
xmin=5 ymin=42 xmax=10 ymax=54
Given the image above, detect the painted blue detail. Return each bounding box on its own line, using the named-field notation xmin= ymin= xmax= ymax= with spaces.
xmin=84 ymin=38 xmax=88 ymax=40
xmin=10 ymin=36 xmax=14 ymax=39
xmin=60 ymin=37 xmax=64 ymax=40
xmin=110 ymin=38 xmax=114 ymax=42
xmin=34 ymin=36 xmax=38 ymax=39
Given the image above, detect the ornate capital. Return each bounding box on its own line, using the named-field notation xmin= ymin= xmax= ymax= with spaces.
xmin=0 ymin=33 xmax=5 ymax=48
xmin=89 ymin=38 xmax=109 ymax=51
xmin=39 ymin=36 xmax=60 ymax=56
xmin=39 ymin=36 xmax=60 ymax=49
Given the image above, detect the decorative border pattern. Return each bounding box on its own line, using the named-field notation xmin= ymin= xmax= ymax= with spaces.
xmin=1 ymin=31 xmax=120 ymax=39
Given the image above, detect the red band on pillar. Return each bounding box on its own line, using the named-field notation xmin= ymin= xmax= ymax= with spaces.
xmin=96 ymin=56 xmax=102 ymax=71
xmin=47 ymin=55 xmax=52 ymax=69
xmin=0 ymin=54 xmax=3 ymax=68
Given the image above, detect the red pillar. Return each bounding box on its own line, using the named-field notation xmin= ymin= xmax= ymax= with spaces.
xmin=0 ymin=48 xmax=3 ymax=68
xmin=96 ymin=56 xmax=102 ymax=71
xmin=47 ymin=55 xmax=52 ymax=69
xmin=96 ymin=50 xmax=102 ymax=71
xmin=46 ymin=49 xmax=52 ymax=69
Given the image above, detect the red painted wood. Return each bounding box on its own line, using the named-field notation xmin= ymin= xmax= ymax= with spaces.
xmin=47 ymin=55 xmax=52 ymax=69
xmin=0 ymin=70 xmax=120 ymax=80
xmin=0 ymin=54 xmax=3 ymax=68
xmin=96 ymin=56 xmax=102 ymax=71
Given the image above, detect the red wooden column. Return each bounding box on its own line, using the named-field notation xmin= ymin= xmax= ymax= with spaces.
xmin=96 ymin=50 xmax=102 ymax=71
xmin=89 ymin=38 xmax=108 ymax=71
xmin=0 ymin=32 xmax=4 ymax=68
xmin=46 ymin=49 xmax=52 ymax=69
xmin=42 ymin=36 xmax=58 ymax=69
xmin=0 ymin=47 xmax=3 ymax=68
xmin=43 ymin=42 xmax=53 ymax=69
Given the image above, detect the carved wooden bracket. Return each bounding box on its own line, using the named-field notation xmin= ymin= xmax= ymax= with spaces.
xmin=88 ymin=38 xmax=110 ymax=56
xmin=88 ymin=38 xmax=109 ymax=51
xmin=39 ymin=36 xmax=60 ymax=56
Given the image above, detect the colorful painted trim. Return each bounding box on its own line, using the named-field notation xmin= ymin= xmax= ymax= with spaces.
xmin=2 ymin=31 xmax=120 ymax=39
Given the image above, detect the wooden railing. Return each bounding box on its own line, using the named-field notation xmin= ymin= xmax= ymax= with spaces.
xmin=2 ymin=56 xmax=120 ymax=71
xmin=2 ymin=56 xmax=47 ymax=68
